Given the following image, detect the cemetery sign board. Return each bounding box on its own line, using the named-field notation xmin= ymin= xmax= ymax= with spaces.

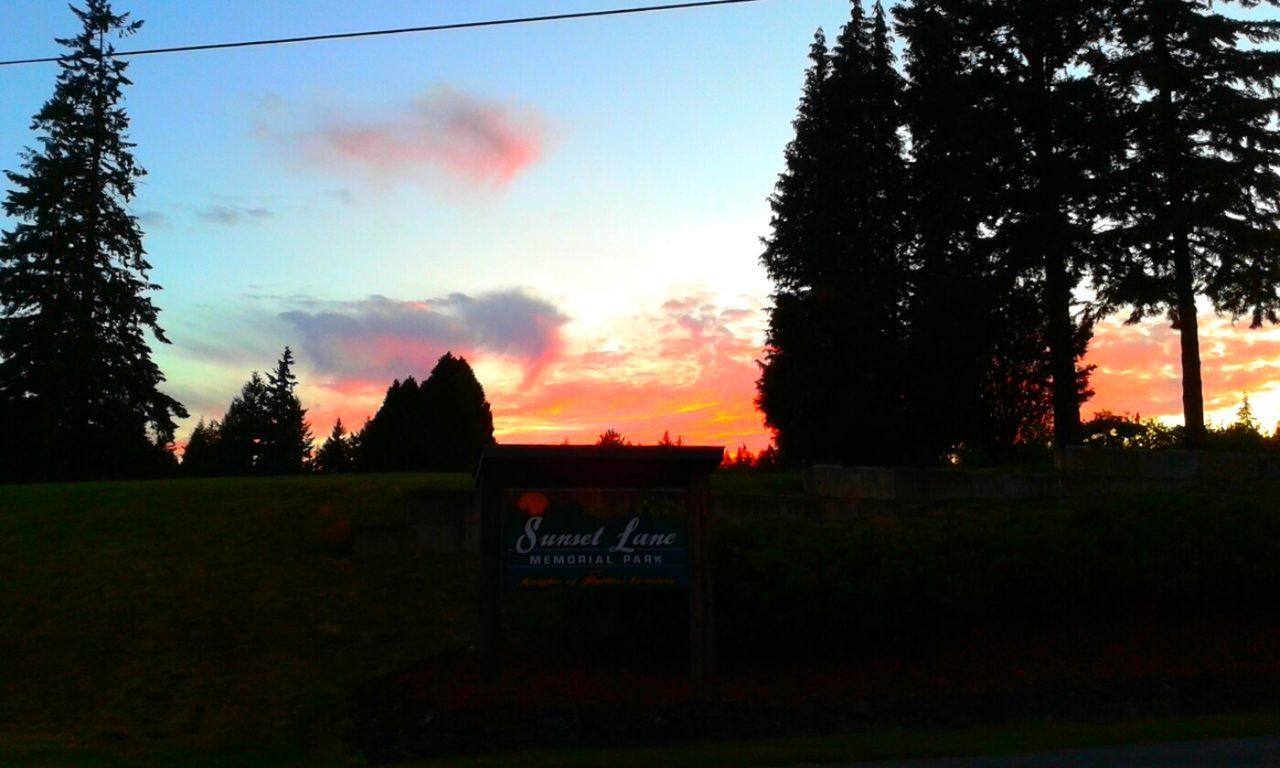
xmin=475 ymin=444 xmax=723 ymax=677
xmin=503 ymin=488 xmax=689 ymax=590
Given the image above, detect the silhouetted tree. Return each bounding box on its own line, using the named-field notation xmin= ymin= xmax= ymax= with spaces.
xmin=420 ymin=352 xmax=494 ymax=471
xmin=930 ymin=0 xmax=1117 ymax=448
xmin=758 ymin=1 xmax=912 ymax=467
xmin=657 ymin=429 xmax=683 ymax=447
xmin=314 ymin=417 xmax=353 ymax=474
xmin=219 ymin=372 xmax=269 ymax=475
xmin=181 ymin=417 xmax=223 ymax=476
xmin=260 ymin=346 xmax=312 ymax=474
xmin=1235 ymin=395 xmax=1261 ymax=435
xmin=1093 ymin=0 xmax=1280 ymax=447
xmin=356 ymin=377 xmax=423 ymax=472
xmin=755 ymin=444 xmax=780 ymax=470
xmin=726 ymin=444 xmax=755 ymax=470
xmin=895 ymin=0 xmax=1098 ymax=462
xmin=596 ymin=429 xmax=628 ymax=447
xmin=356 ymin=352 xmax=494 ymax=472
xmin=0 ymin=0 xmax=186 ymax=480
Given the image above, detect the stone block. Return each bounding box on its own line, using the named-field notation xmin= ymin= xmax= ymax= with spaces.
xmin=802 ymin=465 xmax=850 ymax=498
xmin=1060 ymin=447 xmax=1139 ymax=477
xmin=803 ymin=465 xmax=895 ymax=499
xmin=891 ymin=468 xmax=973 ymax=501
xmin=970 ymin=472 xmax=1058 ymax=499
xmin=1138 ymin=450 xmax=1199 ymax=480
xmin=1198 ymin=451 xmax=1262 ymax=480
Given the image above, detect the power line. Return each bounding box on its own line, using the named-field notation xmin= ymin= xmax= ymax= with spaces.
xmin=0 ymin=0 xmax=766 ymax=67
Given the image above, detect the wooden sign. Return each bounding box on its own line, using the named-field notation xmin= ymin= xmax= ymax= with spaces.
xmin=475 ymin=444 xmax=722 ymax=678
xmin=503 ymin=488 xmax=689 ymax=590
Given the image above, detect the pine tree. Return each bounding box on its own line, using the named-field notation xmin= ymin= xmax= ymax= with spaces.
xmin=757 ymin=30 xmax=833 ymax=467
xmin=596 ymin=429 xmax=628 ymax=447
xmin=1094 ymin=0 xmax=1280 ymax=447
xmin=0 ymin=0 xmax=186 ymax=480
xmin=262 ymin=346 xmax=312 ymax=474
xmin=356 ymin=377 xmax=423 ymax=472
xmin=219 ymin=372 xmax=269 ymax=475
xmin=757 ymin=1 xmax=912 ymax=467
xmin=180 ymin=417 xmax=223 ymax=477
xmin=356 ymin=353 xmax=494 ymax=472
xmin=949 ymin=0 xmax=1117 ymax=448
xmin=314 ymin=417 xmax=353 ymax=474
xmin=895 ymin=0 xmax=1100 ymax=461
xmin=420 ymin=352 xmax=494 ymax=471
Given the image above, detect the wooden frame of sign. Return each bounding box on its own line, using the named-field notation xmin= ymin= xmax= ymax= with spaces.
xmin=476 ymin=444 xmax=723 ymax=679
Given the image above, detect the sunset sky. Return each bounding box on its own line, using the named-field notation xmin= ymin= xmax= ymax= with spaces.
xmin=3 ymin=0 xmax=1280 ymax=454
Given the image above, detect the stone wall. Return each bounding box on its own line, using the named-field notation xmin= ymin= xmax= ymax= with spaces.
xmin=801 ymin=464 xmax=1060 ymax=503
xmin=354 ymin=448 xmax=1280 ymax=557
xmin=1058 ymin=446 xmax=1280 ymax=482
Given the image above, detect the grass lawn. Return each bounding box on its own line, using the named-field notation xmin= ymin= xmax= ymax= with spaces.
xmin=0 ymin=474 xmax=472 ymax=764
xmin=404 ymin=711 xmax=1280 ymax=768
xmin=4 ymin=471 xmax=1280 ymax=765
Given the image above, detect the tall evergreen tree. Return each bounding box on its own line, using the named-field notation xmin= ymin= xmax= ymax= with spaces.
xmin=219 ymin=372 xmax=269 ymax=475
xmin=895 ymin=0 xmax=1101 ymax=461
xmin=758 ymin=1 xmax=912 ymax=466
xmin=420 ymin=352 xmax=495 ymax=471
xmin=180 ymin=417 xmax=223 ymax=477
xmin=355 ymin=353 xmax=494 ymax=472
xmin=956 ymin=0 xmax=1118 ymax=448
xmin=356 ymin=377 xmax=424 ymax=472
xmin=895 ymin=0 xmax=1009 ymax=461
xmin=314 ymin=417 xmax=353 ymax=474
xmin=261 ymin=346 xmax=312 ymax=474
xmin=1095 ymin=0 xmax=1280 ymax=446
xmin=0 ymin=0 xmax=186 ymax=480
xmin=757 ymin=29 xmax=833 ymax=465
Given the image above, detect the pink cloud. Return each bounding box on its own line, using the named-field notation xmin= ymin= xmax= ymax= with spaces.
xmin=302 ymin=85 xmax=548 ymax=189
xmin=1086 ymin=313 xmax=1280 ymax=423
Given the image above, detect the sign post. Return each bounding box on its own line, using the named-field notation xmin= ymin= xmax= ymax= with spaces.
xmin=475 ymin=444 xmax=723 ymax=679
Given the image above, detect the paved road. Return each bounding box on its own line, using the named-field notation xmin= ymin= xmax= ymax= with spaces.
xmin=813 ymin=735 xmax=1280 ymax=767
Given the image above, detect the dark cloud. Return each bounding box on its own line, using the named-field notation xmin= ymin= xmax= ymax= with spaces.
xmin=325 ymin=188 xmax=357 ymax=205
xmin=197 ymin=205 xmax=273 ymax=225
xmin=137 ymin=210 xmax=170 ymax=228
xmin=278 ymin=289 xmax=569 ymax=383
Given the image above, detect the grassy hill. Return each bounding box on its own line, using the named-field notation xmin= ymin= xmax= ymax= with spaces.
xmin=0 ymin=474 xmax=475 ymax=765
xmin=5 ymin=472 xmax=1280 ymax=765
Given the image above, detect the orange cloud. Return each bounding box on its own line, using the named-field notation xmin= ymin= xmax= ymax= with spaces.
xmin=294 ymin=301 xmax=1280 ymax=457
xmin=491 ymin=295 xmax=772 ymax=451
xmin=296 ymin=293 xmax=775 ymax=454
xmin=1085 ymin=311 xmax=1280 ymax=429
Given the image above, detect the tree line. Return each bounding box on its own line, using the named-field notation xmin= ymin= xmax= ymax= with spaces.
xmin=758 ymin=0 xmax=1280 ymax=467
xmin=182 ymin=351 xmax=495 ymax=477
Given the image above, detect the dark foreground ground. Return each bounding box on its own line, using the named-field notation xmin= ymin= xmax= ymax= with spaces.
xmin=3 ymin=472 xmax=1280 ymax=765
xmin=849 ymin=735 xmax=1280 ymax=767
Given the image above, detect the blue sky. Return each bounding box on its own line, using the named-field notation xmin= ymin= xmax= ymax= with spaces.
xmin=4 ymin=0 xmax=868 ymax=449
xmin=4 ymin=0 xmax=1280 ymax=449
